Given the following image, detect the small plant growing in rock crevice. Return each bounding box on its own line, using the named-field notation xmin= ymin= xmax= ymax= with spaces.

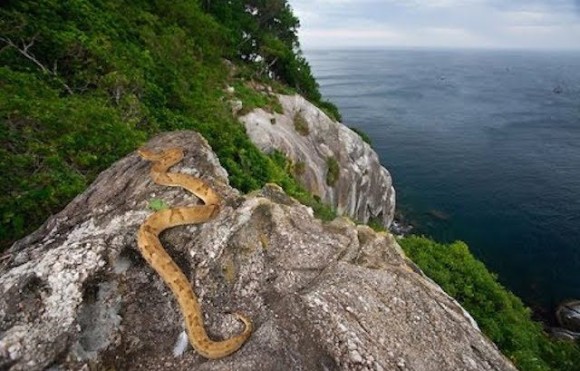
xmin=148 ymin=198 xmax=169 ymax=211
xmin=293 ymin=112 xmax=310 ymax=135
xmin=292 ymin=161 xmax=306 ymax=177
xmin=326 ymin=156 xmax=340 ymax=186
xmin=367 ymin=216 xmax=386 ymax=232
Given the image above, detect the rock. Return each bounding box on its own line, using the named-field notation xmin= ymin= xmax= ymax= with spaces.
xmin=547 ymin=327 xmax=580 ymax=342
xmin=390 ymin=220 xmax=413 ymax=237
xmin=0 ymin=131 xmax=515 ymax=370
xmin=556 ymin=300 xmax=580 ymax=332
xmin=240 ymin=94 xmax=396 ymax=228
xmin=229 ymin=99 xmax=243 ymax=114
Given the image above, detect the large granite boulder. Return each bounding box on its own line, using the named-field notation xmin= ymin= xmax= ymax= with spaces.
xmin=240 ymin=94 xmax=396 ymax=228
xmin=0 ymin=131 xmax=515 ymax=370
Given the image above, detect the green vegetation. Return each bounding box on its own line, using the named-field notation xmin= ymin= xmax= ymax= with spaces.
xmin=147 ymin=199 xmax=169 ymax=212
xmin=349 ymin=126 xmax=372 ymax=145
xmin=293 ymin=112 xmax=310 ymax=136
xmin=325 ymin=156 xmax=340 ymax=186
xmin=400 ymin=235 xmax=580 ymax=370
xmin=367 ymin=216 xmax=386 ymax=232
xmin=268 ymin=150 xmax=336 ymax=221
xmin=291 ymin=161 xmax=306 ymax=177
xmin=231 ymin=80 xmax=282 ymax=115
xmin=202 ymin=0 xmax=340 ymax=121
xmin=0 ymin=0 xmax=338 ymax=250
xmin=318 ymin=100 xmax=342 ymax=122
xmin=5 ymin=3 xmax=576 ymax=370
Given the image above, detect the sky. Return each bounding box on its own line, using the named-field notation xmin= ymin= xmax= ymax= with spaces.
xmin=288 ymin=0 xmax=580 ymax=50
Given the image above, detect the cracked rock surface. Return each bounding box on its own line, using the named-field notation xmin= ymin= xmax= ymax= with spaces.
xmin=0 ymin=131 xmax=515 ymax=370
xmin=240 ymin=94 xmax=396 ymax=228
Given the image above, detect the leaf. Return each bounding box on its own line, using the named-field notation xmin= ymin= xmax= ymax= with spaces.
xmin=147 ymin=198 xmax=169 ymax=211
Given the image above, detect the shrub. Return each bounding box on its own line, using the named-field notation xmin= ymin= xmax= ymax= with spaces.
xmin=349 ymin=127 xmax=372 ymax=145
xmin=292 ymin=161 xmax=306 ymax=176
xmin=293 ymin=112 xmax=310 ymax=136
xmin=326 ymin=156 xmax=340 ymax=186
xmin=318 ymin=100 xmax=342 ymax=122
xmin=232 ymin=81 xmax=282 ymax=115
xmin=367 ymin=216 xmax=386 ymax=232
xmin=399 ymin=235 xmax=580 ymax=370
xmin=0 ymin=0 xmax=335 ymax=250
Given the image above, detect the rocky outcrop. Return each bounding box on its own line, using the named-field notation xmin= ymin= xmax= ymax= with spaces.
xmin=549 ymin=300 xmax=580 ymax=341
xmin=556 ymin=300 xmax=580 ymax=333
xmin=0 ymin=131 xmax=515 ymax=370
xmin=240 ymin=94 xmax=396 ymax=228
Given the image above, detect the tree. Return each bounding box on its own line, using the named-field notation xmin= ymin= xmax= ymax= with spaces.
xmin=203 ymin=0 xmax=319 ymax=99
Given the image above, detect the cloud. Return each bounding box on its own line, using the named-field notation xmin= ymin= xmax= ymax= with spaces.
xmin=301 ymin=27 xmax=405 ymax=45
xmin=403 ymin=0 xmax=487 ymax=8
xmin=288 ymin=0 xmax=580 ymax=50
xmin=501 ymin=11 xmax=551 ymax=25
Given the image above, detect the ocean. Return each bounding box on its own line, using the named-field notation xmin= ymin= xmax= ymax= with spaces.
xmin=305 ymin=48 xmax=580 ymax=315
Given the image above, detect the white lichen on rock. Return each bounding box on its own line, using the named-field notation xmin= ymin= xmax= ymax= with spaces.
xmin=240 ymin=94 xmax=396 ymax=228
xmin=0 ymin=131 xmax=515 ymax=371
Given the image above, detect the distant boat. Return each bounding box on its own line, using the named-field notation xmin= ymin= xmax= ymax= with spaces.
xmin=553 ymin=85 xmax=563 ymax=94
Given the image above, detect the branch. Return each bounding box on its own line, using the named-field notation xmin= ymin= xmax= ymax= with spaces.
xmin=266 ymin=56 xmax=279 ymax=70
xmin=0 ymin=35 xmax=73 ymax=95
xmin=0 ymin=35 xmax=49 ymax=74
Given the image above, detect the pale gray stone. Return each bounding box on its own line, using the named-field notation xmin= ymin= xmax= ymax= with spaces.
xmin=240 ymin=94 xmax=396 ymax=228
xmin=229 ymin=99 xmax=243 ymax=114
xmin=0 ymin=131 xmax=515 ymax=370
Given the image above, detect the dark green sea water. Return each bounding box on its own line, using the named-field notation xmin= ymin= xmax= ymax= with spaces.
xmin=307 ymin=48 xmax=580 ymax=314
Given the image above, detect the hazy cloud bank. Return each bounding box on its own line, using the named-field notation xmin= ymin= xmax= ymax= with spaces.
xmin=289 ymin=0 xmax=580 ymax=50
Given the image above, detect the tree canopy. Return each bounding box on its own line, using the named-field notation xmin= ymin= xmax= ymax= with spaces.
xmin=202 ymin=0 xmax=338 ymax=115
xmin=0 ymin=0 xmax=337 ymax=249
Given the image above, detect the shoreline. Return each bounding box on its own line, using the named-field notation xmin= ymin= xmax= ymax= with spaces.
xmin=391 ymin=206 xmax=575 ymax=339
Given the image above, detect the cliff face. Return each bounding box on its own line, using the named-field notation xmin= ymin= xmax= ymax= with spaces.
xmin=240 ymin=94 xmax=396 ymax=228
xmin=0 ymin=131 xmax=515 ymax=370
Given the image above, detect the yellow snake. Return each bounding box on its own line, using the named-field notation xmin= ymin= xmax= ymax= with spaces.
xmin=136 ymin=147 xmax=252 ymax=359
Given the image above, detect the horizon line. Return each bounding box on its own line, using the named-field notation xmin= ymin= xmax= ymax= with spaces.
xmin=301 ymin=45 xmax=580 ymax=53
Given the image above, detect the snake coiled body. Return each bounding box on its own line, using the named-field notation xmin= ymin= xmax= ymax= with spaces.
xmin=136 ymin=147 xmax=252 ymax=359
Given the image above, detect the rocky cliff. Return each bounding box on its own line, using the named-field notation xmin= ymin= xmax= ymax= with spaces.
xmin=0 ymin=131 xmax=515 ymax=370
xmin=240 ymin=94 xmax=396 ymax=228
